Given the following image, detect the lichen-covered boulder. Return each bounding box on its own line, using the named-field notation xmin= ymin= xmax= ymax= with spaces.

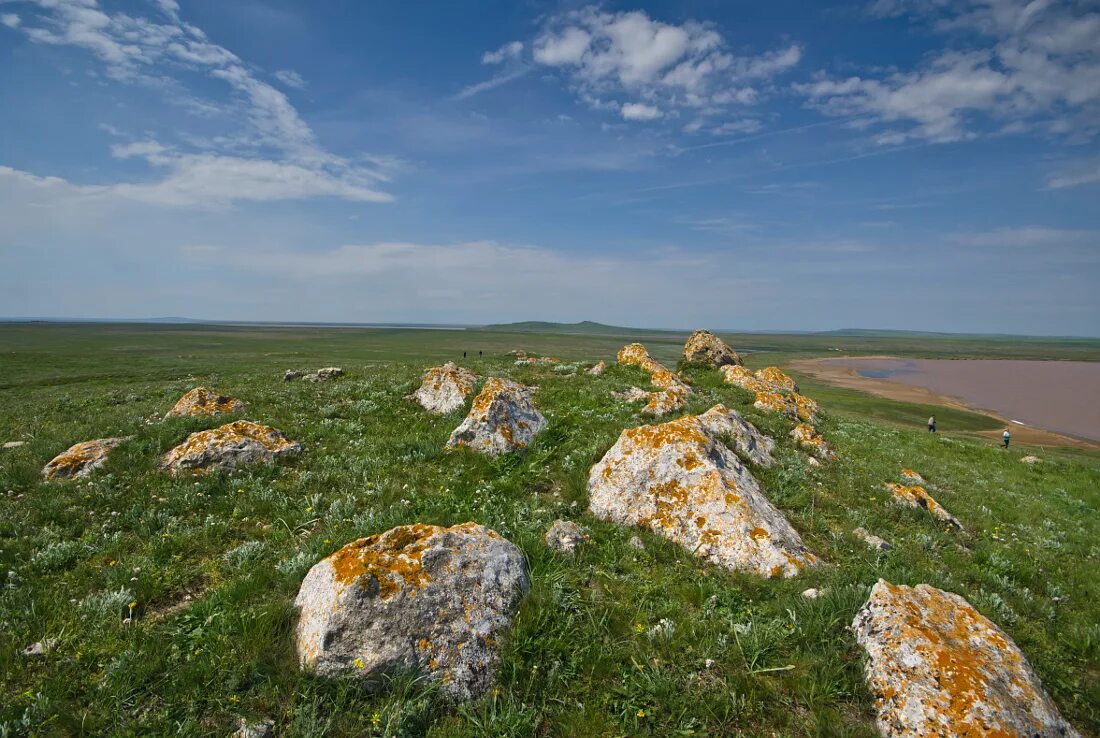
xmin=642 ymin=386 xmax=690 ymax=417
xmin=161 ymin=420 xmax=301 ymax=474
xmin=43 ymin=437 xmax=126 ymax=480
xmin=853 ymin=579 xmax=1079 ymax=738
xmin=617 ymin=343 xmax=666 ymax=374
xmin=411 ymin=362 xmax=478 ymax=414
xmin=445 ymin=378 xmax=546 ymax=456
xmin=755 ymin=366 xmax=798 ymax=393
xmin=164 ymin=387 xmax=245 ymax=419
xmin=753 ymin=390 xmax=819 ymax=423
xmin=585 ymin=361 xmax=607 ymax=376
xmin=588 ymin=405 xmax=815 ymax=578
xmin=682 ymin=329 xmax=742 ymax=367
xmin=886 ymin=483 xmax=961 ymax=529
xmin=545 ymin=519 xmax=589 ymax=554
xmin=720 ymin=364 xmax=764 ymax=391
xmin=612 ymin=387 xmax=649 ymax=402
xmin=900 ymin=468 xmax=924 ymax=483
xmin=615 ymin=343 xmax=692 ymax=417
xmin=853 ymin=527 xmax=892 ymax=551
xmin=790 ymin=424 xmax=835 ymax=460
xmin=295 ymin=522 xmax=528 ymax=701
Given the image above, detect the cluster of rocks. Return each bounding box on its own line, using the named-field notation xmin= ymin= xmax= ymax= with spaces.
xmin=284 ymin=367 xmax=344 ymax=382
xmin=615 ymin=343 xmax=692 ymax=416
xmin=721 ymin=365 xmax=819 ymax=424
xmin=512 ymin=351 xmax=559 ymax=366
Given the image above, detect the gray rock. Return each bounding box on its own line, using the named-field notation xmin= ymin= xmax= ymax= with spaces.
xmin=235 ymin=718 xmax=275 ymax=738
xmin=283 ymin=370 xmax=305 ymax=382
xmin=3 ymin=441 xmax=25 ymax=449
xmin=588 ymin=404 xmax=815 ymax=578
xmin=1021 ymin=455 xmax=1042 ymax=465
xmin=445 ymin=378 xmax=546 ymax=456
xmin=303 ymin=367 xmax=344 ymax=382
xmin=42 ymin=437 xmax=127 ymax=480
xmin=161 ymin=420 xmax=301 ymax=474
xmin=545 ymin=520 xmax=589 ymax=554
xmin=628 ymin=535 xmax=645 ymax=550
xmin=853 ymin=527 xmax=892 ymax=551
xmin=612 ymin=387 xmax=649 ymax=402
xmin=585 ymin=361 xmax=607 ymax=376
xmin=801 ymin=588 xmax=823 ymax=600
xmin=411 ymin=362 xmax=478 ymax=414
xmin=854 ymin=579 xmax=1079 ymax=737
xmin=295 ymin=522 xmax=528 ymax=701
xmin=22 ymin=638 xmax=57 ymax=657
xmin=682 ymin=329 xmax=742 ymax=368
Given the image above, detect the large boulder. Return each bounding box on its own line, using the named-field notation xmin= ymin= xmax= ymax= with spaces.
xmin=588 ymin=405 xmax=817 ymax=578
xmin=755 ymin=366 xmax=798 ymax=393
xmin=43 ymin=437 xmax=126 ymax=480
xmin=445 ymin=378 xmax=546 ymax=456
xmin=682 ymin=329 xmax=742 ymax=367
xmin=295 ymin=522 xmax=528 ymax=701
xmin=853 ymin=579 xmax=1079 ymax=738
xmin=885 ymin=483 xmax=961 ymax=529
xmin=164 ymin=387 xmax=245 ymax=419
xmin=161 ymin=420 xmax=301 ymax=474
xmin=411 ymin=362 xmax=478 ymax=414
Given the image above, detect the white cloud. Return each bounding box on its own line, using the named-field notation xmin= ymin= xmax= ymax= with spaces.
xmin=799 ymin=0 xmax=1100 ymax=143
xmin=482 ymin=40 xmax=523 ymax=65
xmin=274 ymin=69 xmax=306 ymax=89
xmin=453 ymin=68 xmax=529 ymax=101
xmin=951 ymin=226 xmax=1100 ymax=247
xmin=1045 ymin=156 xmax=1100 ymax=190
xmin=6 ymin=0 xmax=393 ymax=204
xmin=1 ymin=13 xmax=20 ymax=28
xmin=621 ymin=102 xmax=662 ymax=121
xmin=488 ymin=6 xmax=800 ymax=127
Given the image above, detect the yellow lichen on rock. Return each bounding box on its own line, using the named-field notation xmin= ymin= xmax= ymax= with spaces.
xmin=615 ymin=343 xmax=692 ymax=416
xmin=411 ymin=362 xmax=479 ymax=414
xmin=164 ymin=387 xmax=245 ymax=419
xmin=900 ymin=468 xmax=924 ymax=483
xmin=720 ymin=365 xmax=767 ymax=392
xmin=446 ymin=377 xmax=546 ymax=456
xmin=885 ymin=482 xmax=961 ymax=529
xmin=42 ymin=437 xmax=126 ymax=480
xmin=161 ymin=420 xmax=301 ymax=474
xmin=790 ymin=424 xmax=835 ymax=461
xmin=853 ymin=579 xmax=1080 ymax=738
xmin=755 ymin=366 xmax=798 ymax=392
xmin=682 ymin=329 xmax=742 ymax=367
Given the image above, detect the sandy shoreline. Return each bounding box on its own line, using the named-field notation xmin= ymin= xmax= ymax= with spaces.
xmin=788 ymin=356 xmax=1100 ymax=450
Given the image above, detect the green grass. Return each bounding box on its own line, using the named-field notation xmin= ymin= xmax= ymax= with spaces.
xmin=0 ymin=325 xmax=1097 ymax=736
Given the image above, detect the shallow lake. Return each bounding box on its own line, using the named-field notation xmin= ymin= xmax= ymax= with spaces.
xmin=827 ymin=358 xmax=1100 ymax=442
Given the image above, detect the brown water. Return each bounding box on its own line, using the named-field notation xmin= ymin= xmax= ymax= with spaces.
xmin=829 ymin=358 xmax=1100 ymax=442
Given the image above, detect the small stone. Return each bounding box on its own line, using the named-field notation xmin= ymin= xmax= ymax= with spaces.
xmin=22 ymin=638 xmax=57 ymax=657
xmin=164 ymin=387 xmax=245 ymax=419
xmin=303 ymin=367 xmax=344 ymax=382
xmin=853 ymin=527 xmax=893 ymax=552
xmin=628 ymin=535 xmax=645 ymax=550
xmin=235 ymin=718 xmax=275 ymax=738
xmin=790 ymin=424 xmax=836 ymax=461
xmin=853 ymin=579 xmax=1080 ymax=738
xmin=612 ymin=387 xmax=649 ymax=402
xmin=885 ymin=483 xmax=962 ymax=529
xmin=1020 ymin=455 xmax=1042 ymax=465
xmin=545 ymin=520 xmax=589 ymax=554
xmin=801 ymin=588 xmax=823 ymax=600
xmin=283 ymin=369 xmax=305 ymax=381
xmin=806 ymin=456 xmax=821 ymax=467
xmin=899 ymin=468 xmax=924 ymax=483
xmin=585 ymin=361 xmax=607 ymax=376
xmin=2 ymin=441 xmax=25 ymax=449
xmin=682 ymin=329 xmax=742 ymax=368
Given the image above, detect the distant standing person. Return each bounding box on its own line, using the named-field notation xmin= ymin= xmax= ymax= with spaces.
xmin=928 ymin=415 xmax=936 ymax=433
xmin=1002 ymin=427 xmax=1011 ymax=448
xmin=463 ymin=351 xmax=466 ymax=359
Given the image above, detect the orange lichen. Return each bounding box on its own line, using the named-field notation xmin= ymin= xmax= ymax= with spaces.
xmin=749 ymin=527 xmax=770 ymax=541
xmin=43 ymin=438 xmax=123 ymax=480
xmin=420 ymin=363 xmax=477 ymax=396
xmin=164 ymin=387 xmax=244 ymax=418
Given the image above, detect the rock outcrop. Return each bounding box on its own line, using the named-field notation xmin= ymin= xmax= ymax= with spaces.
xmin=721 ymin=365 xmax=817 ymax=423
xmin=295 ymin=522 xmax=528 ymax=701
xmin=43 ymin=437 xmax=126 ymax=480
xmin=411 ymin=362 xmax=478 ymax=414
xmin=445 ymin=378 xmax=546 ymax=456
xmin=616 ymin=343 xmax=692 ymax=417
xmin=853 ymin=579 xmax=1079 ymax=738
xmin=164 ymin=387 xmax=245 ymax=419
xmin=161 ymin=420 xmax=301 ymax=474
xmin=790 ymin=424 xmax=836 ymax=460
xmin=682 ymin=329 xmax=742 ymax=368
xmin=588 ymin=405 xmax=817 ymax=578
xmin=886 ymin=483 xmax=961 ymax=529
xmin=853 ymin=527 xmax=893 ymax=552
xmin=545 ymin=520 xmax=589 ymax=554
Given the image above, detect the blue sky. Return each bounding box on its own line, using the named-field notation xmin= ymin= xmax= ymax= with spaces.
xmin=1 ymin=0 xmax=1098 ymax=334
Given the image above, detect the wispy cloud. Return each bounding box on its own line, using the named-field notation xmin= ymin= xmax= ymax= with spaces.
xmin=1044 ymin=156 xmax=1100 ymax=190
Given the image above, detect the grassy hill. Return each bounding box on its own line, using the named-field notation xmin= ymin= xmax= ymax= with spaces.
xmin=479 ymin=320 xmax=682 ymax=337
xmin=0 ymin=324 xmax=1097 ymax=736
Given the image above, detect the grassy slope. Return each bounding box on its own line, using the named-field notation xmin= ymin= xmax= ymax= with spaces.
xmin=0 ymin=325 xmax=1097 ymax=737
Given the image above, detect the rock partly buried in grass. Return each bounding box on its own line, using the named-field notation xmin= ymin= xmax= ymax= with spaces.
xmin=164 ymin=387 xmax=245 ymax=419
xmin=853 ymin=579 xmax=1080 ymax=738
xmin=617 ymin=342 xmax=666 ymax=374
xmin=721 ymin=365 xmax=817 ymax=422
xmin=682 ymin=329 xmax=742 ymax=368
xmin=754 ymin=390 xmax=819 ymax=424
xmin=642 ymin=386 xmax=690 ymax=417
xmin=445 ymin=377 xmax=546 ymax=456
xmin=885 ymin=483 xmax=962 ymax=529
xmin=303 ymin=367 xmax=344 ymax=382
xmin=161 ymin=420 xmax=301 ymax=474
xmin=234 ymin=718 xmax=275 ymax=738
xmin=545 ymin=519 xmax=589 ymax=554
xmin=853 ymin=527 xmax=892 ymax=552
xmin=588 ymin=405 xmax=816 ymax=578
xmin=295 ymin=522 xmax=528 ymax=701
xmin=1021 ymin=455 xmax=1042 ymax=465
xmin=615 ymin=343 xmax=693 ymax=417
xmin=900 ymin=468 xmax=924 ymax=483
xmin=790 ymin=424 xmax=835 ymax=460
xmin=515 ymin=355 xmax=559 ymax=366
xmin=585 ymin=361 xmax=607 ymax=376
xmin=284 ymin=369 xmax=304 ymax=381
xmin=411 ymin=362 xmax=478 ymax=414
xmin=612 ymin=387 xmax=649 ymax=402
xmin=3 ymin=441 xmax=26 ymax=449
xmin=43 ymin=437 xmax=127 ymax=480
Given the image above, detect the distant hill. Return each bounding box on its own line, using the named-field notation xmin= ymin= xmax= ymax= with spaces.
xmin=478 ymin=320 xmax=684 ymax=337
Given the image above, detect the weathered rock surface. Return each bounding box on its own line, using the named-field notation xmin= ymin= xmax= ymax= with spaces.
xmin=588 ymin=405 xmax=815 ymax=578
xmin=304 ymin=367 xmax=344 ymax=382
xmin=616 ymin=343 xmax=692 ymax=417
xmin=1020 ymin=455 xmax=1042 ymax=465
xmin=886 ymin=483 xmax=962 ymax=529
xmin=161 ymin=420 xmax=301 ymax=474
xmin=853 ymin=527 xmax=893 ymax=552
xmin=801 ymin=587 xmax=823 ymax=600
xmin=515 ymin=355 xmax=559 ymax=366
xmin=721 ymin=365 xmax=818 ymax=423
xmin=585 ymin=361 xmax=607 ymax=376
xmin=3 ymin=441 xmax=26 ymax=449
xmin=411 ymin=362 xmax=478 ymax=414
xmin=164 ymin=387 xmax=245 ymax=419
xmin=854 ymin=579 xmax=1079 ymax=738
xmin=235 ymin=718 xmax=275 ymax=738
xmin=612 ymin=387 xmax=650 ymax=402
xmin=445 ymin=378 xmax=546 ymax=456
xmin=283 ymin=370 xmax=305 ymax=382
xmin=545 ymin=519 xmax=589 ymax=554
xmin=754 ymin=390 xmax=819 ymax=423
xmin=900 ymin=468 xmax=924 ymax=483
xmin=682 ymin=329 xmax=742 ymax=367
xmin=642 ymin=386 xmax=690 ymax=417
xmin=295 ymin=522 xmax=528 ymax=701
xmin=790 ymin=424 xmax=835 ymax=460
xmin=43 ymin=437 xmax=126 ymax=480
